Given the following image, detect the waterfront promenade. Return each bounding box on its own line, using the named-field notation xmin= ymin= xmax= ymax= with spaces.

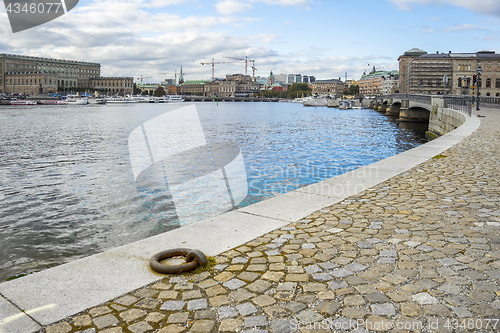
xmin=1 ymin=107 xmax=499 ymax=332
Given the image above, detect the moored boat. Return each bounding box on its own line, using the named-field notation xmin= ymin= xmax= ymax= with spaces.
xmin=10 ymin=100 xmax=37 ymax=105
xmin=302 ymin=97 xmax=327 ymax=107
xmin=38 ymin=100 xmax=68 ymax=105
xmin=167 ymin=95 xmax=184 ymax=103
xmin=67 ymin=97 xmax=88 ymax=105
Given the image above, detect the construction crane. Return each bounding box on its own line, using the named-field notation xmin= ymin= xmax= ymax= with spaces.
xmin=158 ymin=71 xmax=180 ymax=84
xmin=224 ymin=56 xmax=255 ymax=76
xmin=201 ymin=58 xmax=234 ymax=79
xmin=136 ymin=75 xmax=153 ymax=83
xmin=251 ymin=65 xmax=257 ymax=80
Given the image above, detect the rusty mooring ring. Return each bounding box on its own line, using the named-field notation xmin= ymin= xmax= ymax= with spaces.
xmin=150 ymin=248 xmax=208 ymax=274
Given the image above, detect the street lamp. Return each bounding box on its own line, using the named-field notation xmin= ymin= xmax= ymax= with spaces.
xmin=476 ymin=65 xmax=482 ymax=110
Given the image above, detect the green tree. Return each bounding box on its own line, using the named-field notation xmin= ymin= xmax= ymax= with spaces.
xmin=287 ymin=82 xmax=311 ymax=98
xmin=348 ymin=84 xmax=359 ymax=96
xmin=133 ymin=83 xmax=142 ymax=95
xmin=154 ymin=86 xmax=166 ymax=97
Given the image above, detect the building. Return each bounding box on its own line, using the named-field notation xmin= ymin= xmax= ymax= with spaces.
xmin=90 ymin=77 xmax=133 ymax=95
xmin=398 ymin=48 xmax=500 ymax=97
xmin=380 ymin=71 xmax=400 ymax=95
xmin=358 ymin=69 xmax=396 ymax=96
xmin=311 ymin=79 xmax=344 ymax=97
xmin=0 ymin=53 xmax=100 ymax=95
xmin=180 ymin=80 xmax=208 ymax=95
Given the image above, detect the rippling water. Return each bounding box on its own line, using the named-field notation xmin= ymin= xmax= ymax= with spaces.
xmin=0 ymin=102 xmax=425 ymax=280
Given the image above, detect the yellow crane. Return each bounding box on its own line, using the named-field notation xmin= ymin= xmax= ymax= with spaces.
xmin=201 ymin=58 xmax=235 ymax=79
xmin=224 ymin=56 xmax=255 ymax=76
xmin=136 ymin=75 xmax=153 ymax=83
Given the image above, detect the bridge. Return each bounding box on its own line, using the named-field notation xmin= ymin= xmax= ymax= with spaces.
xmin=366 ymin=94 xmax=499 ymax=138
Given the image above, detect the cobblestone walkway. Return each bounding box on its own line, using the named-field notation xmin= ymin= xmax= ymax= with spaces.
xmin=44 ymin=109 xmax=500 ymax=333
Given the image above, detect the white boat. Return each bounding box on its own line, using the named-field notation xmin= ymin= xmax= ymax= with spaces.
xmin=167 ymin=95 xmax=184 ymax=103
xmin=156 ymin=97 xmax=168 ymax=103
xmin=326 ymin=99 xmax=340 ymax=108
xmin=107 ymin=96 xmax=138 ymax=103
xmin=66 ymin=97 xmax=88 ymax=105
xmin=38 ymin=100 xmax=67 ymax=105
xmin=339 ymin=100 xmax=352 ymax=109
xmin=10 ymin=100 xmax=37 ymax=105
xmin=136 ymin=96 xmax=155 ymax=103
xmin=88 ymin=98 xmax=107 ymax=104
xmin=302 ymin=97 xmax=327 ymax=107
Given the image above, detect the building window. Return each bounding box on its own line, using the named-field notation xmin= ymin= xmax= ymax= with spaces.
xmin=486 ymin=78 xmax=491 ymax=88
xmin=457 ymin=78 xmax=462 ymax=87
xmin=496 ymin=78 xmax=500 ymax=88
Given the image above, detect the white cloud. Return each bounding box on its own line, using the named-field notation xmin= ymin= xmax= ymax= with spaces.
xmin=445 ymin=23 xmax=478 ymax=32
xmin=215 ymin=0 xmax=312 ymax=15
xmin=388 ymin=0 xmax=500 ymax=17
xmin=216 ymin=0 xmax=253 ymax=15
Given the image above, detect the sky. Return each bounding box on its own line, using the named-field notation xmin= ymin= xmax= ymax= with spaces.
xmin=1 ymin=0 xmax=500 ymax=83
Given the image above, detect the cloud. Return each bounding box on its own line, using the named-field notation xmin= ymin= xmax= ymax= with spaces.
xmin=444 ymin=23 xmax=478 ymax=32
xmin=388 ymin=0 xmax=500 ymax=17
xmin=215 ymin=0 xmax=253 ymax=15
xmin=215 ymin=0 xmax=312 ymax=15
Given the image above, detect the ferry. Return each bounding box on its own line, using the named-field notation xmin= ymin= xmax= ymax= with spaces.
xmin=88 ymin=98 xmax=107 ymax=105
xmin=107 ymin=96 xmax=138 ymax=103
xmin=67 ymin=97 xmax=88 ymax=105
xmin=302 ymin=97 xmax=327 ymax=107
xmin=38 ymin=100 xmax=68 ymax=105
xmin=10 ymin=100 xmax=37 ymax=105
xmin=167 ymin=95 xmax=184 ymax=103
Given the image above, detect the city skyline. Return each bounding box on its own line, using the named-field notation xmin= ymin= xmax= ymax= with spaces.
xmin=1 ymin=0 xmax=499 ymax=83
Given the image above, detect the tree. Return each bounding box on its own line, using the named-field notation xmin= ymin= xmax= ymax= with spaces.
xmin=348 ymin=84 xmax=359 ymax=96
xmin=133 ymin=83 xmax=142 ymax=95
xmin=287 ymin=82 xmax=311 ymax=98
xmin=154 ymin=86 xmax=166 ymax=97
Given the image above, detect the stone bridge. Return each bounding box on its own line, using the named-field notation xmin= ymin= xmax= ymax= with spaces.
xmin=370 ymin=94 xmax=435 ymax=123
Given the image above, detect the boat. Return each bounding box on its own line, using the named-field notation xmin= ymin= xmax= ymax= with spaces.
xmin=136 ymin=96 xmax=155 ymax=103
xmin=326 ymin=99 xmax=340 ymax=108
xmin=107 ymin=96 xmax=138 ymax=103
xmin=88 ymin=98 xmax=107 ymax=104
xmin=339 ymin=100 xmax=353 ymax=109
xmin=38 ymin=100 xmax=67 ymax=105
xmin=167 ymin=95 xmax=184 ymax=103
xmin=302 ymin=97 xmax=327 ymax=107
xmin=156 ymin=97 xmax=168 ymax=103
xmin=10 ymin=100 xmax=37 ymax=105
xmin=67 ymin=97 xmax=88 ymax=105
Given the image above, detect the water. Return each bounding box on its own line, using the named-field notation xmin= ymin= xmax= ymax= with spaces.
xmin=0 ymin=102 xmax=425 ymax=281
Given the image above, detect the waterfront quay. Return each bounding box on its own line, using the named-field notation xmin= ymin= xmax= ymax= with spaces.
xmin=1 ymin=106 xmax=499 ymax=333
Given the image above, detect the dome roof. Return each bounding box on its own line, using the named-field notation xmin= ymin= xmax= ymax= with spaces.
xmin=404 ymin=48 xmax=427 ymax=56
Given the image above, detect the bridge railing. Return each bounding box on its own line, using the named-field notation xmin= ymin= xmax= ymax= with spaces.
xmin=478 ymin=96 xmax=500 ymax=109
xmin=444 ymin=96 xmax=472 ymax=116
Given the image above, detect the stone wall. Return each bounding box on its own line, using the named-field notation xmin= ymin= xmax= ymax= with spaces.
xmin=428 ymin=97 xmax=467 ymax=138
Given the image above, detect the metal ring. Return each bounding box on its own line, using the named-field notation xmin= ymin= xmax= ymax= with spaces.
xmin=150 ymin=248 xmax=207 ymax=274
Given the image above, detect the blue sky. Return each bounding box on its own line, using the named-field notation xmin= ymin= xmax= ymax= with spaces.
xmin=1 ymin=0 xmax=499 ymax=83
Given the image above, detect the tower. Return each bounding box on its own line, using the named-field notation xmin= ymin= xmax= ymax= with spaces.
xmin=178 ymin=65 xmax=184 ymax=85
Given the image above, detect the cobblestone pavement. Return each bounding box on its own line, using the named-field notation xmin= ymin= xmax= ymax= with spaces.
xmin=43 ymin=109 xmax=500 ymax=333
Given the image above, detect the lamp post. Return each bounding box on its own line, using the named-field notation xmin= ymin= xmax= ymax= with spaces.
xmin=476 ymin=65 xmax=482 ymax=110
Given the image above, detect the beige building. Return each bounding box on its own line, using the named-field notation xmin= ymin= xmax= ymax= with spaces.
xmin=90 ymin=77 xmax=134 ymax=95
xmin=180 ymin=80 xmax=207 ymax=95
xmin=0 ymin=53 xmax=100 ymax=94
xmin=358 ymin=70 xmax=398 ymax=96
xmin=311 ymin=79 xmax=344 ymax=97
xmin=398 ymin=49 xmax=500 ymax=97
